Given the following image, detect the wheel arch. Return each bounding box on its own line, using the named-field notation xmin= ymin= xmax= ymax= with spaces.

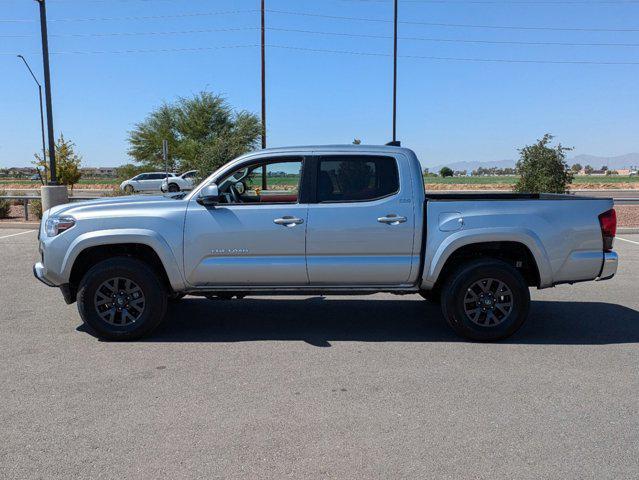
xmin=63 ymin=229 xmax=186 ymax=302
xmin=423 ymin=229 xmax=552 ymax=293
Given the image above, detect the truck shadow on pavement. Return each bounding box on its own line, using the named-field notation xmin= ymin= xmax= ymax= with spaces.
xmin=126 ymin=297 xmax=639 ymax=346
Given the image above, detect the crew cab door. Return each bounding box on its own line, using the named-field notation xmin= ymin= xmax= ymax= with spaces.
xmin=183 ymin=157 xmax=308 ymax=286
xmin=306 ymin=154 xmax=416 ymax=285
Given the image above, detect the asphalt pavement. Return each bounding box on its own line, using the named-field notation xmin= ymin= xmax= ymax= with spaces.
xmin=1 ymin=229 xmax=638 ymax=479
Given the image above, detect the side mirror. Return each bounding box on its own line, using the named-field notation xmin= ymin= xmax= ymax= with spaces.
xmin=197 ymin=184 xmax=220 ymax=206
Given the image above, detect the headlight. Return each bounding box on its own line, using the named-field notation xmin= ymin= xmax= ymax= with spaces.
xmin=45 ymin=216 xmax=76 ymax=237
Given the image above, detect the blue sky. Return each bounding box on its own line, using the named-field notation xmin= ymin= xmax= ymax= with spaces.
xmin=1 ymin=0 xmax=638 ymax=168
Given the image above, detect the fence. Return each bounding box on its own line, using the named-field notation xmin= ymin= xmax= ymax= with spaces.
xmin=0 ymin=195 xmax=95 ymax=222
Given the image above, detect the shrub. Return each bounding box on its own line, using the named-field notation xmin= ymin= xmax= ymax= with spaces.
xmin=0 ymin=190 xmax=10 ymax=218
xmin=103 ymin=187 xmax=134 ymax=197
xmin=30 ymin=199 xmax=43 ymax=220
xmin=514 ymin=134 xmax=573 ymax=194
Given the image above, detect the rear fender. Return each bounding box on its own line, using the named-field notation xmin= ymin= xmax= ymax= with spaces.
xmin=422 ymin=227 xmax=553 ymax=289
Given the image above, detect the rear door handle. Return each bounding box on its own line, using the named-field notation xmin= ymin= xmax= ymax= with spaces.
xmin=274 ymin=216 xmax=304 ymax=227
xmin=377 ymin=214 xmax=407 ymax=225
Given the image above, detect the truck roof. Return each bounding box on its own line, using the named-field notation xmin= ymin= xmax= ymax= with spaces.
xmin=244 ymin=144 xmax=415 ymax=156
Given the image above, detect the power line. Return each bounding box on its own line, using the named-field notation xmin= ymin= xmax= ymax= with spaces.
xmin=2 ymin=42 xmax=638 ymax=64
xmin=0 ymin=44 xmax=258 ymax=56
xmin=269 ymin=43 xmax=639 ymax=64
xmin=4 ymin=24 xmax=639 ymax=47
xmin=0 ymin=27 xmax=259 ymax=39
xmin=2 ymin=6 xmax=639 ymax=31
xmin=266 ymin=8 xmax=639 ymax=32
xmin=267 ymin=26 xmax=639 ymax=47
xmin=0 ymin=9 xmax=257 ymax=23
xmin=343 ymin=0 xmax=639 ymax=4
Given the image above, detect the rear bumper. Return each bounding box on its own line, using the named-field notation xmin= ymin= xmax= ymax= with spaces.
xmin=597 ymin=251 xmax=618 ymax=281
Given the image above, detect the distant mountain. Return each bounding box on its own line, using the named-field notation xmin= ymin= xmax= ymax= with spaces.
xmin=567 ymin=153 xmax=639 ymax=170
xmin=427 ymin=153 xmax=639 ymax=173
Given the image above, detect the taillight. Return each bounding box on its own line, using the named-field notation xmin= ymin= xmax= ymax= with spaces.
xmin=598 ymin=209 xmax=616 ymax=252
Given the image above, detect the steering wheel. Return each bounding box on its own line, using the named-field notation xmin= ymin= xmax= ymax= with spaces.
xmin=229 ymin=184 xmax=241 ymax=203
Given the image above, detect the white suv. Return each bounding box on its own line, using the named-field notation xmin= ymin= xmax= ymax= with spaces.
xmin=120 ymin=172 xmax=176 ymax=194
xmin=161 ymin=170 xmax=198 ymax=192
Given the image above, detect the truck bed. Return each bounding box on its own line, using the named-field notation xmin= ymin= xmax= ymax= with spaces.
xmin=425 ymin=192 xmax=605 ymax=201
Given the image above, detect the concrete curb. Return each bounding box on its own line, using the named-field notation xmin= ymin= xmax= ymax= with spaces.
xmin=618 ymin=228 xmax=639 ymax=235
xmin=0 ymin=222 xmax=40 ymax=230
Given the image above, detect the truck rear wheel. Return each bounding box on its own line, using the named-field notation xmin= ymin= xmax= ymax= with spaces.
xmin=77 ymin=257 xmax=167 ymax=341
xmin=440 ymin=259 xmax=530 ymax=342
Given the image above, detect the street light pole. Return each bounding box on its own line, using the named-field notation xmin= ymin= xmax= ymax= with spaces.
xmin=392 ymin=0 xmax=398 ymax=144
xmin=35 ymin=0 xmax=57 ymax=185
xmin=17 ymin=55 xmax=47 ymax=183
xmin=261 ymin=0 xmax=266 ymax=150
xmin=35 ymin=0 xmax=68 ymax=211
xmin=260 ymin=0 xmax=267 ymax=190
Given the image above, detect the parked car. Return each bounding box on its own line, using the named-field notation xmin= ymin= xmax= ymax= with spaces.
xmin=119 ymin=172 xmax=176 ymax=193
xmin=161 ymin=170 xmax=198 ymax=193
xmin=34 ymin=145 xmax=618 ymax=342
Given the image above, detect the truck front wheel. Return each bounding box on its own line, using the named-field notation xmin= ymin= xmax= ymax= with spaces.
xmin=440 ymin=259 xmax=530 ymax=342
xmin=77 ymin=257 xmax=167 ymax=341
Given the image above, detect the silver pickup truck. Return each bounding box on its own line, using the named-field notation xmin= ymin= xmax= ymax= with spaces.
xmin=34 ymin=145 xmax=618 ymax=341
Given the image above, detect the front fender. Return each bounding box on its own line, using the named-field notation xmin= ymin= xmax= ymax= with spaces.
xmin=60 ymin=228 xmax=186 ymax=291
xmin=422 ymin=227 xmax=554 ymax=289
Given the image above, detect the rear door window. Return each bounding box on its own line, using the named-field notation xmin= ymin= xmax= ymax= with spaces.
xmin=317 ymin=156 xmax=399 ymax=202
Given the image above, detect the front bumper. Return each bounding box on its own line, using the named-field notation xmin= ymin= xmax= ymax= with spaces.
xmin=33 ymin=262 xmax=55 ymax=287
xmin=597 ymin=251 xmax=618 ymax=281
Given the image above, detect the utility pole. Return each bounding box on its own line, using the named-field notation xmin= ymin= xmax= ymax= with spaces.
xmin=17 ymin=55 xmax=46 ymax=184
xmin=260 ymin=0 xmax=267 ymax=190
xmin=163 ymin=139 xmax=169 ymax=180
xmin=392 ymin=0 xmax=398 ymax=144
xmin=35 ymin=0 xmax=68 ymax=210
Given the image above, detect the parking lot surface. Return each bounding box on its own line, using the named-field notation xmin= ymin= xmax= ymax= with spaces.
xmin=1 ymin=229 xmax=638 ymax=479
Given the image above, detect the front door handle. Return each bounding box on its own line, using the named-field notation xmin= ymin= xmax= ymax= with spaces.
xmin=377 ymin=214 xmax=407 ymax=226
xmin=274 ymin=216 xmax=304 ymax=227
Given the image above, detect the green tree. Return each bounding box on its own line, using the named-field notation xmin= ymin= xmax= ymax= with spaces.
xmin=116 ymin=163 xmax=146 ymax=182
xmin=439 ymin=166 xmax=454 ymax=178
xmin=128 ymin=92 xmax=261 ymax=178
xmin=33 ymin=134 xmax=83 ymax=190
xmin=513 ymin=134 xmax=573 ymax=194
xmin=584 ymin=165 xmax=594 ymax=175
xmin=571 ymin=163 xmax=582 ymax=173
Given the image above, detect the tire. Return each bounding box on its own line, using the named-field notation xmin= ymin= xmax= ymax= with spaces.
xmin=168 ymin=183 xmax=180 ymax=193
xmin=440 ymin=258 xmax=530 ymax=342
xmin=123 ymin=185 xmax=134 ymax=194
xmin=77 ymin=257 xmax=167 ymax=341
